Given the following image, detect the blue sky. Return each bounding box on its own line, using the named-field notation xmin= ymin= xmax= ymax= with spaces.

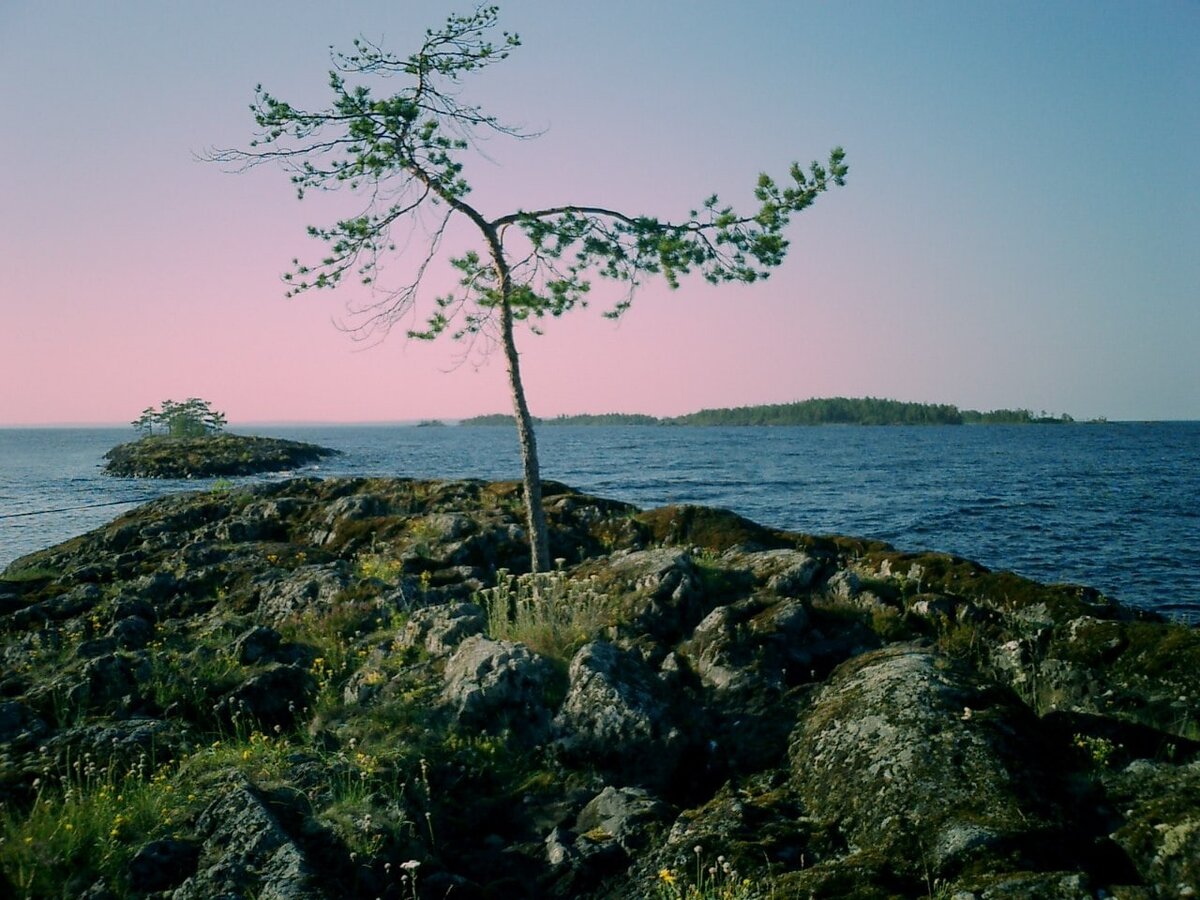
xmin=0 ymin=1 xmax=1196 ymax=422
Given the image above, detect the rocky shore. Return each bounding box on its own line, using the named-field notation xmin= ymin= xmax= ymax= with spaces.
xmin=1 ymin=477 xmax=1197 ymax=898
xmin=103 ymin=434 xmax=338 ymax=478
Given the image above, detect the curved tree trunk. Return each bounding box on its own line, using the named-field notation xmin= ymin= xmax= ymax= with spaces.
xmin=410 ymin=176 xmax=551 ymax=572
xmin=498 ymin=299 xmax=551 ymax=572
xmin=484 ymin=227 xmax=550 ymax=574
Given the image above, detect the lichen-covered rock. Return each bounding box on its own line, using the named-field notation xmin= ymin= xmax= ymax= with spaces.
xmin=257 ymin=564 xmax=349 ymax=623
xmin=983 ymin=614 xmax=1200 ymax=743
xmin=309 ymin=489 xmax=396 ymax=546
xmin=43 ymin=718 xmax=182 ymax=775
xmin=106 ymin=614 xmax=154 ymax=650
xmin=218 ymin=664 xmax=315 ymax=731
xmin=686 ymin=604 xmax=748 ymax=692
xmin=233 ymin=625 xmax=283 ymax=664
xmin=635 ymin=504 xmax=788 ymax=552
xmin=680 ymin=593 xmax=812 ymax=694
xmin=128 ymin=837 xmax=200 ymax=893
xmin=1106 ymin=758 xmax=1200 ymax=893
xmin=398 ymin=601 xmax=486 ymax=656
xmin=4 ymin=582 xmax=100 ymax=628
xmin=216 ymin=497 xmax=309 ymax=544
xmin=598 ymin=549 xmax=706 ymax=640
xmin=174 ymin=778 xmax=327 ymax=899
xmin=575 ymin=785 xmax=669 ymax=854
xmin=546 ymin=786 xmax=671 ymax=894
xmin=0 ymin=699 xmax=45 ymax=747
xmin=443 ymin=635 xmax=559 ymax=737
xmin=949 ymin=870 xmax=1094 ymax=898
xmin=789 ymin=646 xmax=1059 ymax=879
xmin=758 ymin=595 xmax=811 ymax=640
xmin=555 ymin=641 xmax=682 ymax=787
xmin=825 ymin=568 xmax=861 ymax=600
xmin=728 ymin=547 xmax=823 ymax=596
xmin=62 ymin=652 xmax=148 ymax=716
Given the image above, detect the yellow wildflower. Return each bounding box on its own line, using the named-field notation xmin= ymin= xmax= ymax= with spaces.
xmin=658 ymin=868 xmax=677 ymax=885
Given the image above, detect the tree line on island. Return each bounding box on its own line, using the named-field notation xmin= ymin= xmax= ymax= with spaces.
xmin=132 ymin=398 xmax=227 ymax=437
xmin=458 ymin=397 xmax=1085 ymax=427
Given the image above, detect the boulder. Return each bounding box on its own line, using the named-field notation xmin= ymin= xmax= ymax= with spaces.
xmin=174 ymin=778 xmax=327 ymax=899
xmin=544 ymin=785 xmax=669 ymax=894
xmin=730 ymin=547 xmax=823 ymax=596
xmin=681 ymin=594 xmax=812 ymax=695
xmin=1106 ymin=758 xmax=1200 ymax=892
xmin=686 ymin=603 xmax=753 ymax=693
xmin=257 ymin=565 xmax=348 ymax=623
xmin=0 ymin=699 xmax=45 ymax=746
xmin=575 ymin=785 xmax=670 ymax=855
xmin=789 ymin=646 xmax=1059 ymax=879
xmin=233 ymin=625 xmax=284 ymax=665
xmin=128 ymin=838 xmax=200 ymax=893
xmin=427 ymin=522 xmax=527 ymax=571
xmin=6 ymin=584 xmax=99 ymax=628
xmin=554 ymin=641 xmax=682 ymax=787
xmin=398 ymin=601 xmax=486 ymax=656
xmin=106 ymin=615 xmax=154 ymax=650
xmin=310 ymin=492 xmax=390 ymax=546
xmin=442 ymin=635 xmax=559 ymax=738
xmin=824 ymin=568 xmax=861 ymax=600
xmin=133 ymin=570 xmax=182 ymax=603
xmin=44 ymin=718 xmax=181 ymax=774
xmin=65 ymin=652 xmax=147 ymax=715
xmin=110 ymin=595 xmax=156 ymax=623
xmin=218 ymin=665 xmax=315 ymax=731
xmin=601 ymin=549 xmax=705 ymax=640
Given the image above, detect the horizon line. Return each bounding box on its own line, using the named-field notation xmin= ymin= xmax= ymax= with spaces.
xmin=3 ymin=416 xmax=1198 ymax=429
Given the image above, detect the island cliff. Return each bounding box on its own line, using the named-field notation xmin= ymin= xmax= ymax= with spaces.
xmin=1 ymin=478 xmax=1197 ymax=897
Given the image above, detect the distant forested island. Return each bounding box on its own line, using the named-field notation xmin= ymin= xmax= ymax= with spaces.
xmin=461 ymin=412 xmax=660 ymax=427
xmin=458 ymin=398 xmax=1086 ymax=427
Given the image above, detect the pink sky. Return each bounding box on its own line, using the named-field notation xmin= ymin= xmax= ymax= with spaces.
xmin=1 ymin=2 xmax=1197 ymax=424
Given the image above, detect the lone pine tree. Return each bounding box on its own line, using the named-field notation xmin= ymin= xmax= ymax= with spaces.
xmin=210 ymin=5 xmax=847 ymax=572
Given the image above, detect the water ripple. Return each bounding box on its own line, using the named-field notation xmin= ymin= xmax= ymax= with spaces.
xmin=2 ymin=423 xmax=1198 ymax=617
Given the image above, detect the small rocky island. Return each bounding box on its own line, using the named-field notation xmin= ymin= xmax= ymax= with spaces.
xmin=103 ymin=433 xmax=339 ymax=479
xmin=1 ymin=478 xmax=1197 ymax=897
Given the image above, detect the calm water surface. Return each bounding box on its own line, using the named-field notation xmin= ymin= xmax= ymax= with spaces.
xmin=1 ymin=423 xmax=1197 ymax=618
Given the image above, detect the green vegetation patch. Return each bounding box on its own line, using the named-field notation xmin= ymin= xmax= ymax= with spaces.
xmin=637 ymin=505 xmax=790 ymax=552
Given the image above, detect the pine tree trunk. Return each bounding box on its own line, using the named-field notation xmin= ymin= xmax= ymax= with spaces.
xmin=499 ymin=299 xmax=551 ymax=573
xmin=476 ymin=219 xmax=551 ymax=574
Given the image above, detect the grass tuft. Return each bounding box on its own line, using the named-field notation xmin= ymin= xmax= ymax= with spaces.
xmin=479 ymin=565 xmax=613 ymax=661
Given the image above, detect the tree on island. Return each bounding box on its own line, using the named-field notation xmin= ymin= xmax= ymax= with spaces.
xmin=133 ymin=398 xmax=227 ymax=438
xmin=209 ymin=5 xmax=847 ymax=572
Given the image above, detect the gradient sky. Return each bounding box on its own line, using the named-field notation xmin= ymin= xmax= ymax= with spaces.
xmin=1 ymin=1 xmax=1196 ymax=425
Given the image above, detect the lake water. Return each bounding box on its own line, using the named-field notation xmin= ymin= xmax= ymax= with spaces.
xmin=1 ymin=423 xmax=1197 ymax=620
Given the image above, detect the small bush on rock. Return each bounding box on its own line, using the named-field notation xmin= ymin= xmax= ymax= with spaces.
xmin=479 ymin=565 xmax=614 ymax=661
